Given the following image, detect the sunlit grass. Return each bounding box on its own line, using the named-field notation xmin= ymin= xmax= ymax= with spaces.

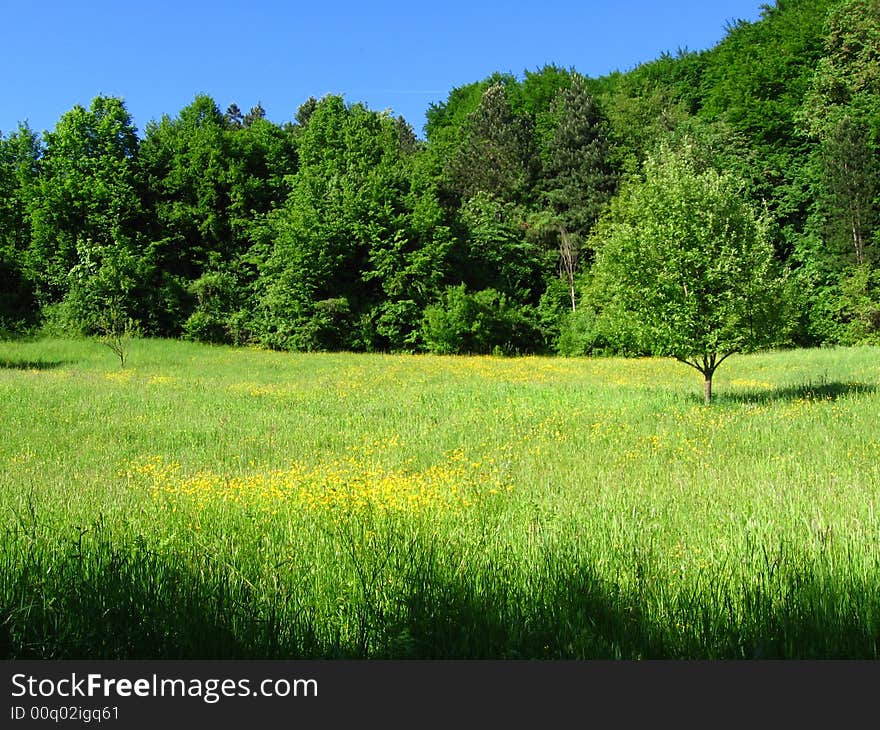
xmin=1 ymin=337 xmax=878 ymax=658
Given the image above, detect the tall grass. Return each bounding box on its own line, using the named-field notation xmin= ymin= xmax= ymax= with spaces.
xmin=1 ymin=337 xmax=878 ymax=658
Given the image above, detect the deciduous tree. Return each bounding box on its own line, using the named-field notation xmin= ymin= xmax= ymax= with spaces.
xmin=590 ymin=148 xmax=789 ymax=403
xmin=26 ymin=96 xmax=146 ymax=331
xmin=0 ymin=125 xmax=40 ymax=330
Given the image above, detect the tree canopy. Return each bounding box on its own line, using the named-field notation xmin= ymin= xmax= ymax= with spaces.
xmin=1 ymin=0 xmax=878 ymax=356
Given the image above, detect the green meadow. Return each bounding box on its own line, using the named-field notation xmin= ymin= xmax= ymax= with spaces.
xmin=1 ymin=337 xmax=878 ymax=658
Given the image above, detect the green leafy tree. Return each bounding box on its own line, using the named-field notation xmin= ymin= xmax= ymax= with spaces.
xmin=801 ymin=0 xmax=880 ymax=266
xmin=591 ymin=51 xmax=698 ymax=174
xmin=26 ymin=96 xmax=147 ymax=331
xmin=796 ymin=0 xmax=880 ymax=342
xmin=95 ymin=300 xmax=139 ymax=368
xmin=257 ymin=97 xmax=416 ymax=351
xmin=696 ymin=0 xmax=837 ymax=254
xmin=139 ymin=96 xmax=295 ymax=337
xmin=590 ymin=148 xmax=789 ymax=404
xmin=363 ymin=163 xmax=454 ymax=351
xmin=801 ymin=0 xmax=880 ymax=135
xmin=456 ymin=192 xmax=548 ymax=303
xmin=0 ymin=125 xmax=41 ymax=330
xmin=518 ymin=65 xmax=576 ymax=159
xmin=817 ymin=114 xmax=879 ymax=266
xmin=138 ymin=95 xmax=234 ymax=332
xmin=540 ymin=74 xmax=617 ymax=311
xmin=424 ymin=75 xmax=507 ymax=158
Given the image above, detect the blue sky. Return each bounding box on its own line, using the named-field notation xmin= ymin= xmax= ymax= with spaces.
xmin=1 ymin=1 xmax=764 ymax=138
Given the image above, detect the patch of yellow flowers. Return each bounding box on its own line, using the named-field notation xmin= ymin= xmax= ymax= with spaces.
xmin=126 ymin=448 xmax=512 ymax=517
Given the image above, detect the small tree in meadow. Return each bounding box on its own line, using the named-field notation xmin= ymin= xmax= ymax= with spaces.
xmin=590 ymin=147 xmax=789 ymax=404
xmin=96 ymin=304 xmax=138 ymax=368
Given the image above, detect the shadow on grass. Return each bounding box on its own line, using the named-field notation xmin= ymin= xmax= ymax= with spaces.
xmin=0 ymin=359 xmax=72 ymax=371
xmin=0 ymin=536 xmax=322 ymax=660
xmin=380 ymin=543 xmax=880 ymax=659
xmin=2 ymin=531 xmax=879 ymax=659
xmin=717 ymin=381 xmax=876 ymax=405
xmin=386 ymin=559 xmax=656 ymax=659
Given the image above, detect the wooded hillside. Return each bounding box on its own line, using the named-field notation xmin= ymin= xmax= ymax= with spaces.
xmin=1 ymin=0 xmax=877 ymax=354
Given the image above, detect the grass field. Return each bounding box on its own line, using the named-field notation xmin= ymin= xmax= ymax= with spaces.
xmin=1 ymin=337 xmax=878 ymax=658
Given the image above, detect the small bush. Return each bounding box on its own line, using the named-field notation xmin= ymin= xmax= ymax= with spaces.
xmin=96 ymin=307 xmax=139 ymax=368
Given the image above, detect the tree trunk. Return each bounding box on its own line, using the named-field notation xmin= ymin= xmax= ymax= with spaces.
xmin=704 ymin=375 xmax=712 ymax=405
xmin=559 ymin=227 xmax=578 ymax=313
xmin=852 ymin=209 xmax=864 ymax=265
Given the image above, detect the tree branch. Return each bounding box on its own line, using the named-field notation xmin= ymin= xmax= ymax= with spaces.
xmin=674 ymin=355 xmax=706 ymax=375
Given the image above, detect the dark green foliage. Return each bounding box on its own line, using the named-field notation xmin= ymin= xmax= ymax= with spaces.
xmin=555 ymin=286 xmax=646 ymax=357
xmin=424 ymin=74 xmax=512 ymax=152
xmin=139 ymin=95 xmax=296 ymax=338
xmin=224 ymin=103 xmax=244 ymax=129
xmin=816 ymin=114 xmax=879 ymax=266
xmin=182 ymin=270 xmax=251 ymax=345
xmin=591 ymin=50 xmax=702 ymax=173
xmin=539 ymin=75 xmax=617 ymax=314
xmin=518 ymin=65 xmax=577 ymax=165
xmin=445 ymin=83 xmax=539 ymax=205
xmin=541 ymin=75 xmax=616 ymax=235
xmin=25 ymin=97 xmax=147 ymax=333
xmin=700 ymin=2 xmax=833 ymax=148
xmin=255 ymin=96 xmax=422 ymax=351
xmin=0 ymin=126 xmax=40 ymax=331
xmin=295 ymin=97 xmax=318 ymax=127
xmin=698 ymin=0 xmax=836 ymax=251
xmin=421 ymin=284 xmax=540 ymax=355
xmin=364 ymin=179 xmax=454 ymax=351
xmin=795 ymin=0 xmax=880 ymax=344
xmin=457 ymin=193 xmax=549 ymax=302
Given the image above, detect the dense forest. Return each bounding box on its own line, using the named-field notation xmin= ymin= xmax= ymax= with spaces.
xmin=1 ymin=0 xmax=878 ymax=354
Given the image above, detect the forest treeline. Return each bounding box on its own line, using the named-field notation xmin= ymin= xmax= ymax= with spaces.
xmin=1 ymin=0 xmax=878 ymax=354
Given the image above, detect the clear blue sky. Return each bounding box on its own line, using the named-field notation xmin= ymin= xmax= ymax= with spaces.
xmin=1 ymin=0 xmax=765 ymax=138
